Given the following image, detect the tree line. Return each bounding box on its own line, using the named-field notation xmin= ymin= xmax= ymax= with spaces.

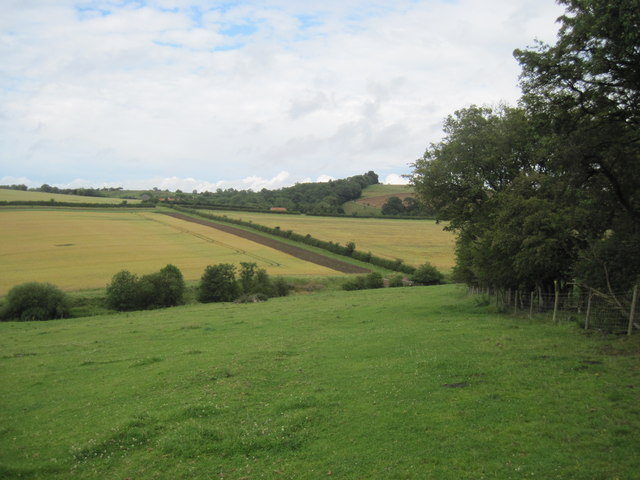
xmin=410 ymin=0 xmax=639 ymax=298
xmin=159 ymin=171 xmax=381 ymax=214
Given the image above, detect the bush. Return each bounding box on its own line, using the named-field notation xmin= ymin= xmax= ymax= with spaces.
xmin=365 ymin=272 xmax=384 ymax=289
xmin=1 ymin=282 xmax=70 ymax=321
xmin=410 ymin=262 xmax=444 ymax=285
xmin=272 ymin=277 xmax=293 ymax=297
xmin=106 ymin=265 xmax=186 ymax=311
xmin=198 ymin=264 xmax=239 ymax=303
xmin=142 ymin=264 xmax=186 ymax=308
xmin=106 ymin=270 xmax=140 ymax=311
xmin=342 ymin=275 xmax=368 ymax=291
xmin=388 ymin=274 xmax=405 ymax=287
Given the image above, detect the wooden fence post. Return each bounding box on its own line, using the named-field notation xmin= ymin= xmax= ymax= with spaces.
xmin=627 ymin=285 xmax=638 ymax=336
xmin=553 ymin=282 xmax=560 ymax=324
xmin=529 ymin=291 xmax=534 ymax=320
xmin=584 ymin=291 xmax=593 ymax=330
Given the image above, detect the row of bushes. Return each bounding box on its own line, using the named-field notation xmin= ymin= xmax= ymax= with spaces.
xmin=171 ymin=207 xmax=417 ymax=274
xmin=342 ymin=262 xmax=445 ymax=291
xmin=0 ymin=262 xmax=292 ymax=321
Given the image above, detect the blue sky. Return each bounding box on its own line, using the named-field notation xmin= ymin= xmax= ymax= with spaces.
xmin=0 ymin=0 xmax=564 ymax=191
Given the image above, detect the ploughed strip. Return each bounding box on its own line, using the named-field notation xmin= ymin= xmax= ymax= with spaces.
xmin=162 ymin=212 xmax=370 ymax=274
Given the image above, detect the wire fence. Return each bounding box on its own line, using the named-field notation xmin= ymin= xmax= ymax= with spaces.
xmin=468 ymin=284 xmax=640 ymax=335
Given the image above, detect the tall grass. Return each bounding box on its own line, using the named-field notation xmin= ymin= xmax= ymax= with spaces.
xmin=1 ymin=284 xmax=638 ymax=479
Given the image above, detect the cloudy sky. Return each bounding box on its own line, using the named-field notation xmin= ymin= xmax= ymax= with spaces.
xmin=0 ymin=0 xmax=564 ymax=192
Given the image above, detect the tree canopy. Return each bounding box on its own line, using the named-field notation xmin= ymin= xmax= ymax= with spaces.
xmin=411 ymin=0 xmax=639 ymax=294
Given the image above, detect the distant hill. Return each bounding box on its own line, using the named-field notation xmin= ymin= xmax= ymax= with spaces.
xmin=342 ymin=184 xmax=423 ymax=216
xmin=0 ymin=188 xmax=140 ymax=204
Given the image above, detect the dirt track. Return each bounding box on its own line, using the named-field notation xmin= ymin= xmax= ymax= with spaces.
xmin=163 ymin=212 xmax=370 ymax=274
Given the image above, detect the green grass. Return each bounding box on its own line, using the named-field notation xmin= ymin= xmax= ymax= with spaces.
xmin=1 ymin=284 xmax=639 ymax=479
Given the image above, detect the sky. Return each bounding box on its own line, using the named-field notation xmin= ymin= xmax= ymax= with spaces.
xmin=0 ymin=0 xmax=564 ymax=192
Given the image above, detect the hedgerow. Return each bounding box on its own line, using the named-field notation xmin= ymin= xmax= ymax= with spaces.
xmin=171 ymin=206 xmax=416 ymax=274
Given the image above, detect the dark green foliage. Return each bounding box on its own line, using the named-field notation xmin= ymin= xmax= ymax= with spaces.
xmin=412 ymin=0 xmax=640 ymax=292
xmin=272 ymin=277 xmax=293 ymax=297
xmin=105 ymin=271 xmax=141 ymax=311
xmin=106 ymin=265 xmax=186 ymax=311
xmin=341 ymin=276 xmax=368 ymax=291
xmin=158 ymin=171 xmax=379 ymax=214
xmin=197 ymin=264 xmax=239 ymax=303
xmin=342 ymin=272 xmax=385 ymax=291
xmin=1 ymin=282 xmax=70 ymax=321
xmin=388 ymin=274 xmax=405 ymax=288
xmin=140 ymin=264 xmax=186 ymax=308
xmin=381 ymin=196 xmax=405 ymax=216
xmin=365 ymin=272 xmax=384 ymax=289
xmin=410 ymin=262 xmax=444 ymax=286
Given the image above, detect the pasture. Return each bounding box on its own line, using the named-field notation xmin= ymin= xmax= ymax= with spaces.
xmin=0 ymin=209 xmax=339 ymax=295
xmin=200 ymin=210 xmax=456 ymax=271
xmin=0 ymin=188 xmax=140 ymax=204
xmin=1 ymin=284 xmax=638 ymax=479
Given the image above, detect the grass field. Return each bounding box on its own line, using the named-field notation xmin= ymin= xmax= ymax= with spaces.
xmin=0 ymin=188 xmax=141 ymax=204
xmin=199 ymin=210 xmax=455 ymax=271
xmin=0 ymin=209 xmax=339 ymax=295
xmin=1 ymin=284 xmax=638 ymax=479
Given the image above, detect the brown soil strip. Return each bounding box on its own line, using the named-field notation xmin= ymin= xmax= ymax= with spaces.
xmin=163 ymin=212 xmax=370 ymax=274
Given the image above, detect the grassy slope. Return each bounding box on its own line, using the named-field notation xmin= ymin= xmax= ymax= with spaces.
xmin=1 ymin=284 xmax=638 ymax=479
xmin=0 ymin=188 xmax=141 ymax=204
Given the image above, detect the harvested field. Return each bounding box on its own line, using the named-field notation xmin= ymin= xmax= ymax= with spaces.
xmin=0 ymin=210 xmax=342 ymax=294
xmin=163 ymin=212 xmax=370 ymax=274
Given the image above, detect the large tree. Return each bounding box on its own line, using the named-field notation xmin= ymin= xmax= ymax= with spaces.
xmin=515 ymin=0 xmax=640 ymax=292
xmin=412 ymin=0 xmax=639 ymax=293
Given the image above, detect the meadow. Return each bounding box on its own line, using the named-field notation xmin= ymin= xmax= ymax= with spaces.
xmin=0 ymin=188 xmax=140 ymax=204
xmin=0 ymin=209 xmax=339 ymax=295
xmin=199 ymin=210 xmax=456 ymax=271
xmin=1 ymin=284 xmax=638 ymax=479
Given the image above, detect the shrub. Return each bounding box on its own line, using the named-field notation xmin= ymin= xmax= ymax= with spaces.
xmin=272 ymin=277 xmax=293 ymax=297
xmin=388 ymin=274 xmax=405 ymax=287
xmin=365 ymin=272 xmax=384 ymax=289
xmin=106 ymin=270 xmax=142 ymax=311
xmin=1 ymin=282 xmax=70 ymax=321
xmin=342 ymin=275 xmax=367 ymax=291
xmin=144 ymin=264 xmax=186 ymax=308
xmin=106 ymin=265 xmax=186 ymax=311
xmin=198 ymin=264 xmax=239 ymax=303
xmin=410 ymin=262 xmax=444 ymax=285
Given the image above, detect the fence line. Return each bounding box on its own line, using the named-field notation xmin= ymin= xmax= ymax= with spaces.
xmin=468 ymin=284 xmax=640 ymax=335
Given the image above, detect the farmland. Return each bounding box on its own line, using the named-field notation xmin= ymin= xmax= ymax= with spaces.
xmin=198 ymin=210 xmax=455 ymax=271
xmin=1 ymin=284 xmax=638 ymax=479
xmin=0 ymin=188 xmax=140 ymax=204
xmin=0 ymin=209 xmax=340 ymax=295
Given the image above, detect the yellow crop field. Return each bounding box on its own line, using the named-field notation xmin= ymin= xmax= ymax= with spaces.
xmin=0 ymin=210 xmax=338 ymax=295
xmin=0 ymin=188 xmax=140 ymax=204
xmin=202 ymin=210 xmax=456 ymax=271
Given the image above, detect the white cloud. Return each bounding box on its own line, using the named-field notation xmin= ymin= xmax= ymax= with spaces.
xmin=0 ymin=0 xmax=565 ymax=187
xmin=383 ymin=173 xmax=410 ymax=185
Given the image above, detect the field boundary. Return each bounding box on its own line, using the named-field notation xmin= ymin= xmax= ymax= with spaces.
xmin=162 ymin=212 xmax=370 ymax=274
